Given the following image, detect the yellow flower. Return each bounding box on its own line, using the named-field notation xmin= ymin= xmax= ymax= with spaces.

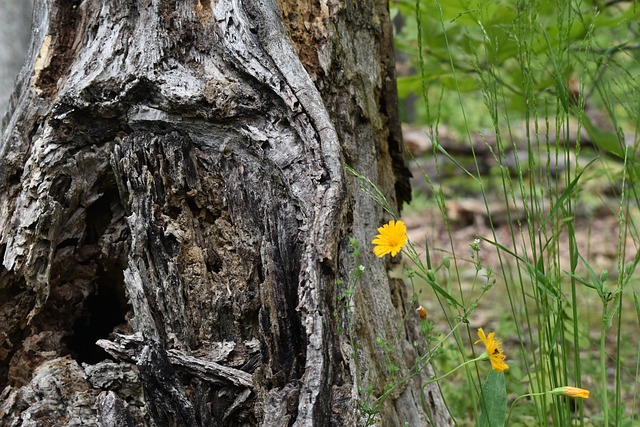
xmin=551 ymin=386 xmax=590 ymax=399
xmin=475 ymin=328 xmax=509 ymax=372
xmin=372 ymin=220 xmax=407 ymax=257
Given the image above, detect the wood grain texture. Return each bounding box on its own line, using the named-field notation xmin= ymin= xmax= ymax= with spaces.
xmin=0 ymin=0 xmax=450 ymax=425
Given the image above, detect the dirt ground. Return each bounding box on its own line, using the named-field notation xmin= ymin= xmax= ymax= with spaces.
xmin=404 ymin=196 xmax=636 ymax=278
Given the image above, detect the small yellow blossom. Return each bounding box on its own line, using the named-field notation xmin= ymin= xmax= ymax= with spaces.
xmin=372 ymin=220 xmax=407 ymax=257
xmin=475 ymin=328 xmax=509 ymax=372
xmin=551 ymin=386 xmax=590 ymax=399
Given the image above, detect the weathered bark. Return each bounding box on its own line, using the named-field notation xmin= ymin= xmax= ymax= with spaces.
xmin=0 ymin=1 xmax=451 ymax=426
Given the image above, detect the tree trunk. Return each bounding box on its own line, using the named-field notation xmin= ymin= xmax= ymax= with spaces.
xmin=0 ymin=1 xmax=452 ymax=426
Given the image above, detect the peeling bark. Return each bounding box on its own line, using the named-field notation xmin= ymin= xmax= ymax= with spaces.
xmin=0 ymin=0 xmax=451 ymax=426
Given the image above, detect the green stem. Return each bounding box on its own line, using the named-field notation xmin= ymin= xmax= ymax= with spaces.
xmin=601 ymin=303 xmax=609 ymax=426
xmin=506 ymin=391 xmax=554 ymax=426
xmin=420 ymin=355 xmax=487 ymax=410
xmin=428 ymin=357 xmax=484 ymax=384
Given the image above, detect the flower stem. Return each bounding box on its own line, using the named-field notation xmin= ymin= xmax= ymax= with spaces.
xmin=421 ymin=355 xmax=485 ymax=394
xmin=506 ymin=391 xmax=549 ymax=426
xmin=420 ymin=357 xmax=485 ymax=415
xmin=601 ymin=304 xmax=609 ymax=426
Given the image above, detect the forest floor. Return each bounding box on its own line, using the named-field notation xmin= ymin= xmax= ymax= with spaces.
xmin=401 ymin=125 xmax=639 ymax=320
xmin=402 ymin=184 xmax=636 ymax=328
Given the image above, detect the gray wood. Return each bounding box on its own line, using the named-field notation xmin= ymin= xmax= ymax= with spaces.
xmin=0 ymin=0 xmax=451 ymax=425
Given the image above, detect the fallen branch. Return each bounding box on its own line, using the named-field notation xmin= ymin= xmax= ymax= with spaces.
xmin=96 ymin=333 xmax=254 ymax=389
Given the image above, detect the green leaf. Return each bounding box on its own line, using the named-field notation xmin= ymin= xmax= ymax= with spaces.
xmin=440 ymin=75 xmax=480 ymax=92
xmin=412 ymin=268 xmax=463 ymax=308
xmin=477 ymin=370 xmax=507 ymax=427
xmin=577 ymin=252 xmax=606 ymax=299
xmin=566 ymin=272 xmax=597 ymax=291
xmin=578 ymin=110 xmax=627 ymax=159
xmin=396 ymin=75 xmax=424 ymax=99
xmin=577 ymin=114 xmax=640 ymax=180
xmin=603 ymin=291 xmax=621 ymax=329
xmin=396 ymin=69 xmax=452 ymax=98
xmin=541 ymin=157 xmax=597 ymax=226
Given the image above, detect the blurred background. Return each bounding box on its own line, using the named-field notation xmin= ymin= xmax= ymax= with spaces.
xmin=0 ymin=0 xmax=33 ymax=117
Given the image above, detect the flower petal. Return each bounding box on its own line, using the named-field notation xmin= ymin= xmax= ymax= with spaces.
xmin=371 ymin=220 xmax=407 ymax=258
xmin=475 ymin=328 xmax=509 ymax=372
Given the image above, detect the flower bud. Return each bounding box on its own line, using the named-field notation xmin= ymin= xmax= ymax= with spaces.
xmin=443 ymin=256 xmax=450 ymax=269
xmin=550 ymin=386 xmax=590 ymax=399
xmin=416 ymin=305 xmax=427 ymax=320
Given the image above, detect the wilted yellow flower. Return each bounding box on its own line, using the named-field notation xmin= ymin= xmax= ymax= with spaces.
xmin=551 ymin=386 xmax=590 ymax=399
xmin=372 ymin=220 xmax=407 ymax=257
xmin=475 ymin=328 xmax=509 ymax=372
xmin=416 ymin=305 xmax=427 ymax=320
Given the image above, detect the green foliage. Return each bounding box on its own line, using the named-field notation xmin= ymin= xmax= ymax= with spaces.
xmin=477 ymin=371 xmax=507 ymax=427
xmin=393 ymin=0 xmax=640 ymax=132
